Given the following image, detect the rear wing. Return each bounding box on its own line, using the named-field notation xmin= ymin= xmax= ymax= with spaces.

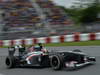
xmin=8 ymin=47 xmax=16 ymax=56
xmin=8 ymin=45 xmax=26 ymax=56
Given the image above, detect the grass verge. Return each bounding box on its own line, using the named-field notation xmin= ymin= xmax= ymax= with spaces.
xmin=44 ymin=40 xmax=100 ymax=47
xmin=0 ymin=40 xmax=100 ymax=48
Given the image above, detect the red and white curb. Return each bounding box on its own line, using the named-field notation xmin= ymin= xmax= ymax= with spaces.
xmin=0 ymin=33 xmax=100 ymax=47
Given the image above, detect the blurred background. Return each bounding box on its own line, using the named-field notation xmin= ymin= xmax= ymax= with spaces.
xmin=0 ymin=0 xmax=100 ymax=40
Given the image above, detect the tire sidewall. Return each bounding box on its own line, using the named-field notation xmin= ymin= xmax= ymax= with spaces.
xmin=5 ymin=56 xmax=16 ymax=68
xmin=50 ymin=54 xmax=64 ymax=70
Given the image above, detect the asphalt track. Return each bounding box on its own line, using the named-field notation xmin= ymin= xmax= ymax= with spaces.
xmin=0 ymin=46 xmax=100 ymax=75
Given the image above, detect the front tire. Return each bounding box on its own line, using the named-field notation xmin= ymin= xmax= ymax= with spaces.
xmin=50 ymin=54 xmax=64 ymax=70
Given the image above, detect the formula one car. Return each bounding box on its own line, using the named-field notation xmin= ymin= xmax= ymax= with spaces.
xmin=5 ymin=45 xmax=96 ymax=70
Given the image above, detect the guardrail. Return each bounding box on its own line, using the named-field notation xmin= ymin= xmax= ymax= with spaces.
xmin=0 ymin=32 xmax=100 ymax=47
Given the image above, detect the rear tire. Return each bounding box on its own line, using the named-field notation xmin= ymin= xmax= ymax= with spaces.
xmin=5 ymin=56 xmax=17 ymax=68
xmin=50 ymin=54 xmax=64 ymax=70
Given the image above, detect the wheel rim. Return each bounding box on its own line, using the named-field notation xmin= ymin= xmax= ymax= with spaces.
xmin=6 ymin=58 xmax=11 ymax=66
xmin=51 ymin=57 xmax=59 ymax=67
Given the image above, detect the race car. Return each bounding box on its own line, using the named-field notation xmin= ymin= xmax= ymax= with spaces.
xmin=5 ymin=44 xmax=96 ymax=70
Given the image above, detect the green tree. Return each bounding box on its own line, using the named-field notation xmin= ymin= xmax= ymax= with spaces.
xmin=79 ymin=4 xmax=99 ymax=23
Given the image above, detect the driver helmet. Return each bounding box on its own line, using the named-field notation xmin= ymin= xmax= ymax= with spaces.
xmin=34 ymin=45 xmax=41 ymax=51
xmin=38 ymin=43 xmax=43 ymax=49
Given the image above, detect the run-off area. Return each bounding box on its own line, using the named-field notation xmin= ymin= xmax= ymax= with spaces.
xmin=0 ymin=46 xmax=100 ymax=75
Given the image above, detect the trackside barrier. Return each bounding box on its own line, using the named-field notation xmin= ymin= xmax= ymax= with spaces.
xmin=0 ymin=33 xmax=100 ymax=47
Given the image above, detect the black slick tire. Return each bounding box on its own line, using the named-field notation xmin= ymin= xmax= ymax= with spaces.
xmin=5 ymin=56 xmax=16 ymax=68
xmin=50 ymin=54 xmax=64 ymax=70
